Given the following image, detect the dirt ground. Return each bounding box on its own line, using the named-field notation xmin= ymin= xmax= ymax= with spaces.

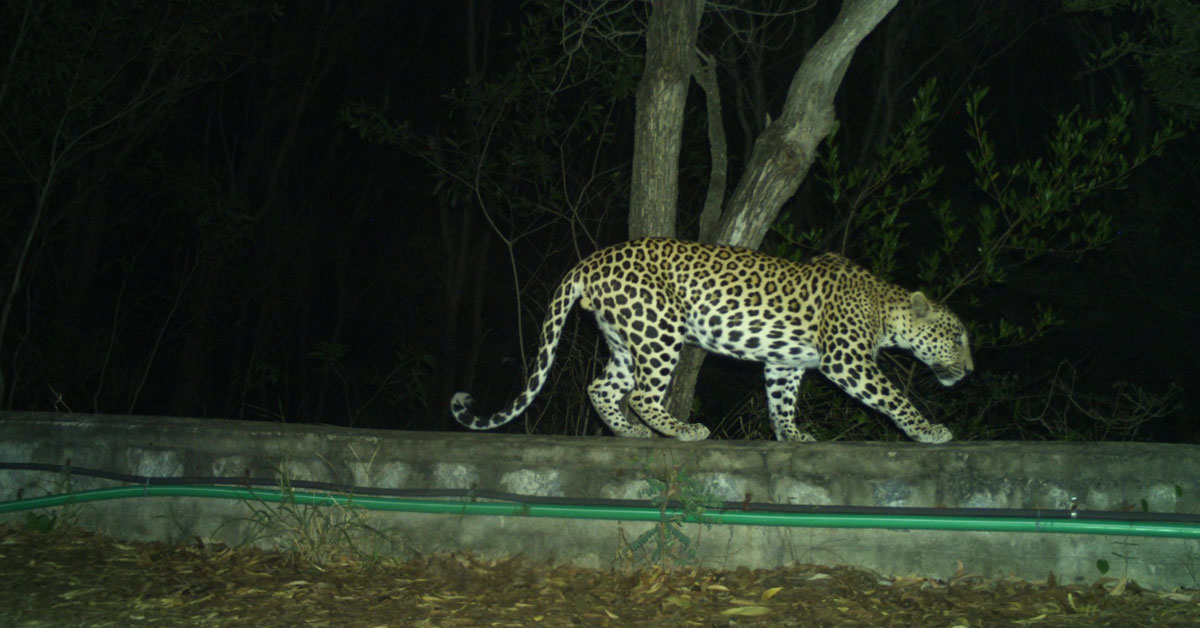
xmin=1 ymin=525 xmax=1197 ymax=627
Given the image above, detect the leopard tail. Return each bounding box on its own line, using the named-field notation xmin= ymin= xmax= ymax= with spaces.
xmin=449 ymin=264 xmax=584 ymax=431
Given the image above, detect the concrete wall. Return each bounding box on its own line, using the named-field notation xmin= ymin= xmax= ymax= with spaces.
xmin=1 ymin=412 xmax=1197 ymax=590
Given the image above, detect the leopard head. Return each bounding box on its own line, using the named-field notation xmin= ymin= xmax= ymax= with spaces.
xmin=900 ymin=292 xmax=973 ymax=386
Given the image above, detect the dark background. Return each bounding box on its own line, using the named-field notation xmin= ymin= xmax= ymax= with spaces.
xmin=1 ymin=1 xmax=1195 ymax=441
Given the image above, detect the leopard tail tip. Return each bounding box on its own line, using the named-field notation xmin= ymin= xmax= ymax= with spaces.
xmin=450 ymin=392 xmax=477 ymax=426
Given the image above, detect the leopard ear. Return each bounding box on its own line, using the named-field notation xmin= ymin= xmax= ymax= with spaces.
xmin=910 ymin=292 xmax=931 ymax=318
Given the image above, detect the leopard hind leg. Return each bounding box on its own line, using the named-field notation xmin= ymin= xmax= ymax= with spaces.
xmin=625 ymin=335 xmax=710 ymax=442
xmin=588 ymin=346 xmax=652 ymax=438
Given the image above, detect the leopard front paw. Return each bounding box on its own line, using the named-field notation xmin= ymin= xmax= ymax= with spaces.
xmin=617 ymin=423 xmax=654 ymax=438
xmin=913 ymin=423 xmax=953 ymax=444
xmin=775 ymin=425 xmax=817 ymax=442
xmin=675 ymin=423 xmax=711 ymax=442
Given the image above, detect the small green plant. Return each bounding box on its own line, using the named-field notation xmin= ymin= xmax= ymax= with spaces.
xmin=23 ymin=511 xmax=58 ymax=533
xmin=221 ymin=464 xmax=404 ymax=570
xmin=21 ymin=460 xmax=83 ymax=535
xmin=622 ymin=461 xmax=723 ymax=570
xmin=1093 ymin=539 xmax=1141 ymax=582
xmin=1096 ymin=485 xmax=1187 ymax=579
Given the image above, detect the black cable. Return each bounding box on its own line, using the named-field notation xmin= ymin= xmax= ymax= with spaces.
xmin=3 ymin=461 xmax=1197 ymax=524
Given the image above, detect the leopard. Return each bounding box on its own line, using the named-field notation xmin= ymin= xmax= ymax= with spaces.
xmin=451 ymin=237 xmax=973 ymax=443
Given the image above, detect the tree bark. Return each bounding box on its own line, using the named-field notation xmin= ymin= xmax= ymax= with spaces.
xmin=715 ymin=0 xmax=899 ymax=246
xmin=664 ymin=0 xmax=901 ymax=426
xmin=628 ymin=0 xmax=705 ymax=240
xmin=693 ymin=50 xmax=728 ymax=242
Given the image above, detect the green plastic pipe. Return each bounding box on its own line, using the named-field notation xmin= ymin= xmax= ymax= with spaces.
xmin=2 ymin=485 xmax=1197 ymax=539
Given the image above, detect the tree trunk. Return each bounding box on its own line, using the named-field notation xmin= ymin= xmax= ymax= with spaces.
xmin=664 ymin=0 xmax=901 ymax=427
xmin=715 ymin=0 xmax=899 ymax=246
xmin=628 ymin=0 xmax=705 ymax=240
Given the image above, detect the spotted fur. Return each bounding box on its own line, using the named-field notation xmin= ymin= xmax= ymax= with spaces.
xmin=451 ymin=238 xmax=972 ymax=442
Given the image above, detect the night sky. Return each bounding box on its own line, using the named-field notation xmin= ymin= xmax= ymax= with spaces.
xmin=1 ymin=1 xmax=1195 ymax=442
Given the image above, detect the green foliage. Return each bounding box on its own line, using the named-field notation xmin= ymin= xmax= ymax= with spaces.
xmin=309 ymin=341 xmax=350 ymax=370
xmin=384 ymin=348 xmax=438 ymax=418
xmin=966 ymin=364 xmax=1180 ymax=442
xmin=624 ymin=463 xmax=723 ymax=570
xmin=962 ymin=88 xmax=1178 ymax=290
xmin=18 ymin=461 xmax=81 ymax=535
xmin=800 ymin=79 xmax=944 ymax=280
xmin=1064 ymin=0 xmax=1200 ymax=125
xmin=781 ymin=79 xmax=1177 ymax=299
xmin=23 ymin=511 xmax=58 ymax=534
xmin=771 ymin=78 xmax=1179 ymax=441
